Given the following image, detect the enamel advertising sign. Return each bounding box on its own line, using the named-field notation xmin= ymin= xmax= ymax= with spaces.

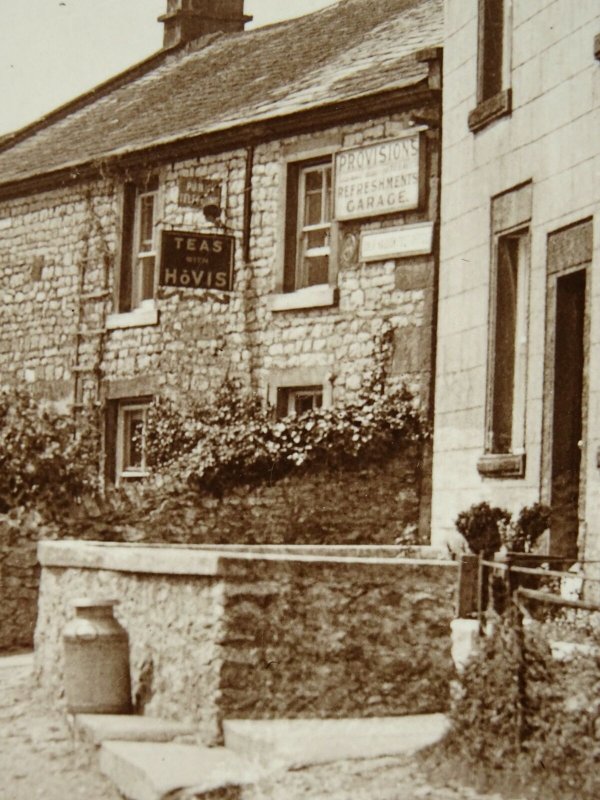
xmin=160 ymin=230 xmax=234 ymax=291
xmin=334 ymin=133 xmax=421 ymax=221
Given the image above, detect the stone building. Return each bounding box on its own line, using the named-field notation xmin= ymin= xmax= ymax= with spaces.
xmin=0 ymin=0 xmax=442 ymax=497
xmin=431 ymin=0 xmax=600 ymax=559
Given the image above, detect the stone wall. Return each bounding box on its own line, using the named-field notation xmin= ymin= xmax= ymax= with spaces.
xmin=0 ymin=109 xmax=439 ymax=410
xmin=0 ymin=514 xmax=40 ymax=650
xmin=36 ymin=542 xmax=457 ymax=744
xmin=119 ymin=448 xmax=423 ymax=546
xmin=218 ymin=556 xmax=455 ymax=722
xmin=0 ymin=447 xmax=422 ymax=653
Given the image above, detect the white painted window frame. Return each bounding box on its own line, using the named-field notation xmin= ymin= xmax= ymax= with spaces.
xmin=116 ymin=400 xmax=151 ymax=483
xmin=296 ymin=162 xmax=332 ymax=291
xmin=284 ymin=385 xmax=324 ymax=417
xmin=270 ymin=137 xmax=340 ymax=312
xmin=132 ymin=187 xmax=159 ymax=311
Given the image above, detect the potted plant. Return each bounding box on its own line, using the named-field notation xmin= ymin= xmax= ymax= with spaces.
xmin=455 ymin=501 xmax=511 ymax=558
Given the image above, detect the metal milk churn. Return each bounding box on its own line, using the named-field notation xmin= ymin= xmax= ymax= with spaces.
xmin=63 ymin=598 xmax=132 ymax=714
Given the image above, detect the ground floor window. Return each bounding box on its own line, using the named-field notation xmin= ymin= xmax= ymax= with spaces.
xmin=488 ymin=228 xmax=529 ymax=454
xmin=111 ymin=399 xmax=151 ymax=483
xmin=117 ymin=402 xmax=149 ymax=476
xmin=277 ymin=385 xmax=324 ymax=418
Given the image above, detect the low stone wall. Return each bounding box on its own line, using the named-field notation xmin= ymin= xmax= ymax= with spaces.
xmin=65 ymin=449 xmax=425 ymax=547
xmin=0 ymin=514 xmax=40 ymax=650
xmin=36 ymin=542 xmax=457 ymax=744
xmin=163 ymin=449 xmax=424 ymax=546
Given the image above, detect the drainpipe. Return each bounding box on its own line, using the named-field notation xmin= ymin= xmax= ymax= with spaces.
xmin=243 ymin=144 xmax=254 ymax=264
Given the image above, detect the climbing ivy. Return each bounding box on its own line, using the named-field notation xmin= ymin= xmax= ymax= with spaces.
xmin=145 ymin=373 xmax=426 ymax=496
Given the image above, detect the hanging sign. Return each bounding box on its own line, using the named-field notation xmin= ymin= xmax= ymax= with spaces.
xmin=334 ymin=133 xmax=421 ymax=221
xmin=360 ymin=222 xmax=434 ymax=262
xmin=160 ymin=230 xmax=234 ymax=291
xmin=177 ymin=177 xmax=222 ymax=209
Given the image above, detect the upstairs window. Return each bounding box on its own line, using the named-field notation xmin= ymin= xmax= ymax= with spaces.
xmin=480 ymin=0 xmax=504 ymax=102
xmin=284 ymin=160 xmax=332 ymax=291
xmin=468 ymin=0 xmax=512 ymax=131
xmin=478 ymin=183 xmax=531 ymax=478
xmin=119 ymin=177 xmax=159 ymax=313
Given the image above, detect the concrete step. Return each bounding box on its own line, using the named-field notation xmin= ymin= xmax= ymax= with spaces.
xmin=223 ymin=714 xmax=450 ymax=770
xmin=0 ymin=651 xmax=34 ymax=672
xmin=75 ymin=714 xmax=197 ymax=745
xmin=99 ymin=740 xmax=260 ymax=800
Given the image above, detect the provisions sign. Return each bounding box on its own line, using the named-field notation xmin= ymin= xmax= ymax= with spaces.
xmin=334 ymin=134 xmax=421 ymax=221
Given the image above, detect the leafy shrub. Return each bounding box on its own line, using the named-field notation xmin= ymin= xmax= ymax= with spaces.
xmin=516 ymin=503 xmax=551 ymax=551
xmin=446 ymin=613 xmax=600 ymax=799
xmin=146 ymin=378 xmax=426 ymax=496
xmin=0 ymin=388 xmax=99 ymax=514
xmin=456 ymin=502 xmax=552 ymax=556
xmin=455 ymin=502 xmax=511 ymax=556
xmin=498 ymin=503 xmax=552 ymax=554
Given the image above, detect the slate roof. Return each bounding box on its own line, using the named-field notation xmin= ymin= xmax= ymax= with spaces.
xmin=0 ymin=0 xmax=442 ymax=188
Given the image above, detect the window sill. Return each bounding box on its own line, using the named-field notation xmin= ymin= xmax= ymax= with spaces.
xmin=477 ymin=452 xmax=525 ymax=479
xmin=268 ymin=284 xmax=338 ymax=312
xmin=106 ymin=306 xmax=159 ymax=330
xmin=117 ymin=470 xmax=149 ymax=486
xmin=468 ymin=88 xmax=512 ymax=133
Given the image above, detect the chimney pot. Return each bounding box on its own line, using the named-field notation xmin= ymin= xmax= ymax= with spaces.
xmin=159 ymin=0 xmax=252 ymax=48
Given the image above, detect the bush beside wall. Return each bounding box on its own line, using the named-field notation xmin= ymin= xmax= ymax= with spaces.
xmin=443 ymin=613 xmax=600 ymax=800
xmin=0 ymin=512 xmax=41 ymax=650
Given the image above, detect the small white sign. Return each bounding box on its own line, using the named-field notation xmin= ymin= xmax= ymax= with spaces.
xmin=334 ymin=134 xmax=421 ymax=221
xmin=360 ymin=222 xmax=434 ymax=262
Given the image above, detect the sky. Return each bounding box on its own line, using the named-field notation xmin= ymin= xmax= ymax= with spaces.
xmin=0 ymin=0 xmax=339 ymax=136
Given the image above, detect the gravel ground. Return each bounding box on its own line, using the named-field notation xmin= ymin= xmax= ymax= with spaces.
xmin=243 ymin=755 xmax=517 ymax=800
xmin=0 ymin=653 xmax=121 ymax=800
xmin=0 ymin=653 xmax=523 ymax=800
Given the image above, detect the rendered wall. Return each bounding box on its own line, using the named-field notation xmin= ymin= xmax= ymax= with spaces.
xmin=432 ymin=0 xmax=600 ymax=546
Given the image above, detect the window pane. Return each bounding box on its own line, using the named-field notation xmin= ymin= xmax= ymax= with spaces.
xmin=139 ymin=195 xmax=155 ymax=251
xmin=303 ymin=255 xmax=329 ymax=286
xmin=295 ymin=391 xmax=323 ymax=415
xmin=305 ymin=169 xmax=323 ymax=193
xmin=482 ymin=0 xmax=504 ymax=99
xmin=492 ymin=236 xmax=519 ymax=452
xmin=323 ymin=169 xmax=332 ymax=223
xmin=304 ymin=190 xmax=323 ymax=227
xmin=139 ymin=255 xmax=155 ymax=302
xmin=305 ymin=229 xmax=328 ymax=251
xmin=123 ymin=408 xmax=146 ymax=470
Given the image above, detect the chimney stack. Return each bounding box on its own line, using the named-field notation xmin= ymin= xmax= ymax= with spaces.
xmin=159 ymin=0 xmax=252 ymax=48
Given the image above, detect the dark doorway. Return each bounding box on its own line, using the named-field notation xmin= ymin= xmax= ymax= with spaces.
xmin=550 ymin=269 xmax=586 ymax=557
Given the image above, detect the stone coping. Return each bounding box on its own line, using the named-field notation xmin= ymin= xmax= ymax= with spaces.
xmin=38 ymin=540 xmax=454 ymax=577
